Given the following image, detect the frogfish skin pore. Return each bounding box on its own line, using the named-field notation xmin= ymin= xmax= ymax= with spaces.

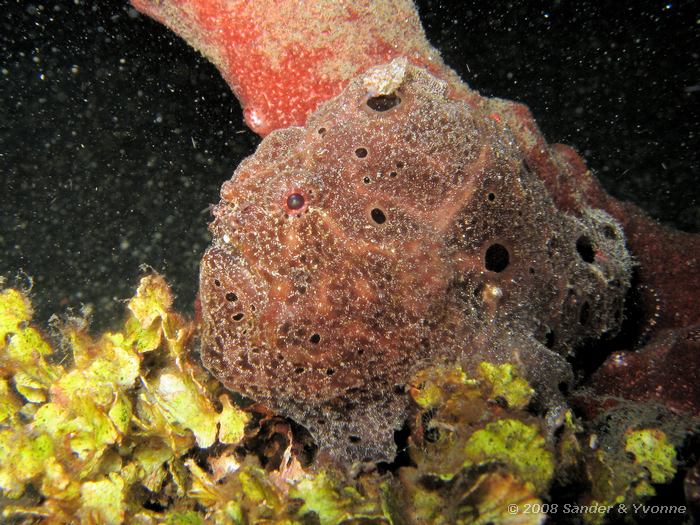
xmin=199 ymin=63 xmax=632 ymax=463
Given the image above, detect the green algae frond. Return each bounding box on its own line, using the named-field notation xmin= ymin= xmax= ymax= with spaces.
xmin=463 ymin=419 xmax=554 ymax=494
xmin=395 ymin=363 xmax=555 ymax=524
xmin=624 ymin=428 xmax=676 ymax=484
xmin=0 ymin=275 xmax=253 ymax=522
xmin=581 ymin=426 xmax=681 ymax=525
xmin=291 ymin=471 xmax=388 ymax=525
xmin=477 ymin=362 xmax=534 ymax=410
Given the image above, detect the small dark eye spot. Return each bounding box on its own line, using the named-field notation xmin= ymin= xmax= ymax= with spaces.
xmin=225 ymin=292 xmax=238 ymax=302
xmin=355 ymin=147 xmax=368 ymax=158
xmin=487 ymin=192 xmax=496 ymax=201
xmin=363 ymin=176 xmax=371 ymax=184
xmin=232 ymin=313 xmax=244 ymax=321
xmin=309 ymin=333 xmax=321 ymax=344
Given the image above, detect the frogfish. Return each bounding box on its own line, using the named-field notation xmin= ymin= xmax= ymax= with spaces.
xmin=197 ymin=62 xmax=632 ymax=462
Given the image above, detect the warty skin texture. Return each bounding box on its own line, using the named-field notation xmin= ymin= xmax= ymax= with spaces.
xmin=199 ymin=64 xmax=632 ymax=463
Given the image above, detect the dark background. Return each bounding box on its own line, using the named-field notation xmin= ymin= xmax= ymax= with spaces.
xmin=1 ymin=0 xmax=697 ymax=330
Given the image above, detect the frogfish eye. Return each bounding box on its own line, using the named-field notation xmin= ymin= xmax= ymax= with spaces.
xmin=283 ymin=190 xmax=308 ymax=217
xmin=287 ymin=193 xmax=305 ymax=210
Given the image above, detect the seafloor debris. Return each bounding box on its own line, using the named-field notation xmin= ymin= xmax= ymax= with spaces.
xmin=199 ymin=62 xmax=632 ymax=463
xmin=0 ymin=280 xmax=688 ymax=523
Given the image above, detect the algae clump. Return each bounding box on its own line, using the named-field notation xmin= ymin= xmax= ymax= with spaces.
xmin=0 ymin=276 xmax=687 ymax=524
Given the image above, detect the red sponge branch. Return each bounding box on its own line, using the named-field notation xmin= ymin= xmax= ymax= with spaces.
xmin=131 ymin=0 xmax=465 ymax=135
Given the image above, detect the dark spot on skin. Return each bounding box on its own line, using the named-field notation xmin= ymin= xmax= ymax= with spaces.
xmin=318 ymin=127 xmax=326 ymax=135
xmin=389 ymin=171 xmax=397 ymax=177
xmin=395 ymin=160 xmax=404 ymax=169
xmin=326 ymin=368 xmax=335 ymax=375
xmin=349 ymin=435 xmax=361 ymax=443
xmin=366 ymin=94 xmax=401 ymax=112
xmin=579 ymin=301 xmax=591 ymax=325
xmin=355 ymin=147 xmax=368 ymax=158
xmin=363 ymin=176 xmax=371 ymax=184
xmin=424 ymin=427 xmax=440 ymax=443
xmin=287 ymin=193 xmax=305 ymax=210
xmin=602 ymin=225 xmax=617 ymax=239
xmin=487 ymin=192 xmax=496 ymax=201
xmin=309 ymin=333 xmax=320 ymax=344
xmin=614 ymin=308 xmax=622 ymax=322
xmin=225 ymin=292 xmax=238 ymax=302
xmin=232 ymin=313 xmax=244 ymax=321
xmin=576 ymin=235 xmax=596 ymax=263
xmin=544 ymin=329 xmax=555 ymax=348
xmin=214 ymin=279 xmax=221 ymax=287
xmin=484 ymin=243 xmax=510 ymax=272
xmin=371 ymin=208 xmax=386 ymax=224
xmin=294 ymin=367 xmax=305 ymax=374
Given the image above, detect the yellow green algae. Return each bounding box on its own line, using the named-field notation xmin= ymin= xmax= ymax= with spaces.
xmin=581 ymin=427 xmax=679 ymax=525
xmin=0 ymin=275 xmax=684 ymax=524
xmin=624 ymin=428 xmax=676 ymax=485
